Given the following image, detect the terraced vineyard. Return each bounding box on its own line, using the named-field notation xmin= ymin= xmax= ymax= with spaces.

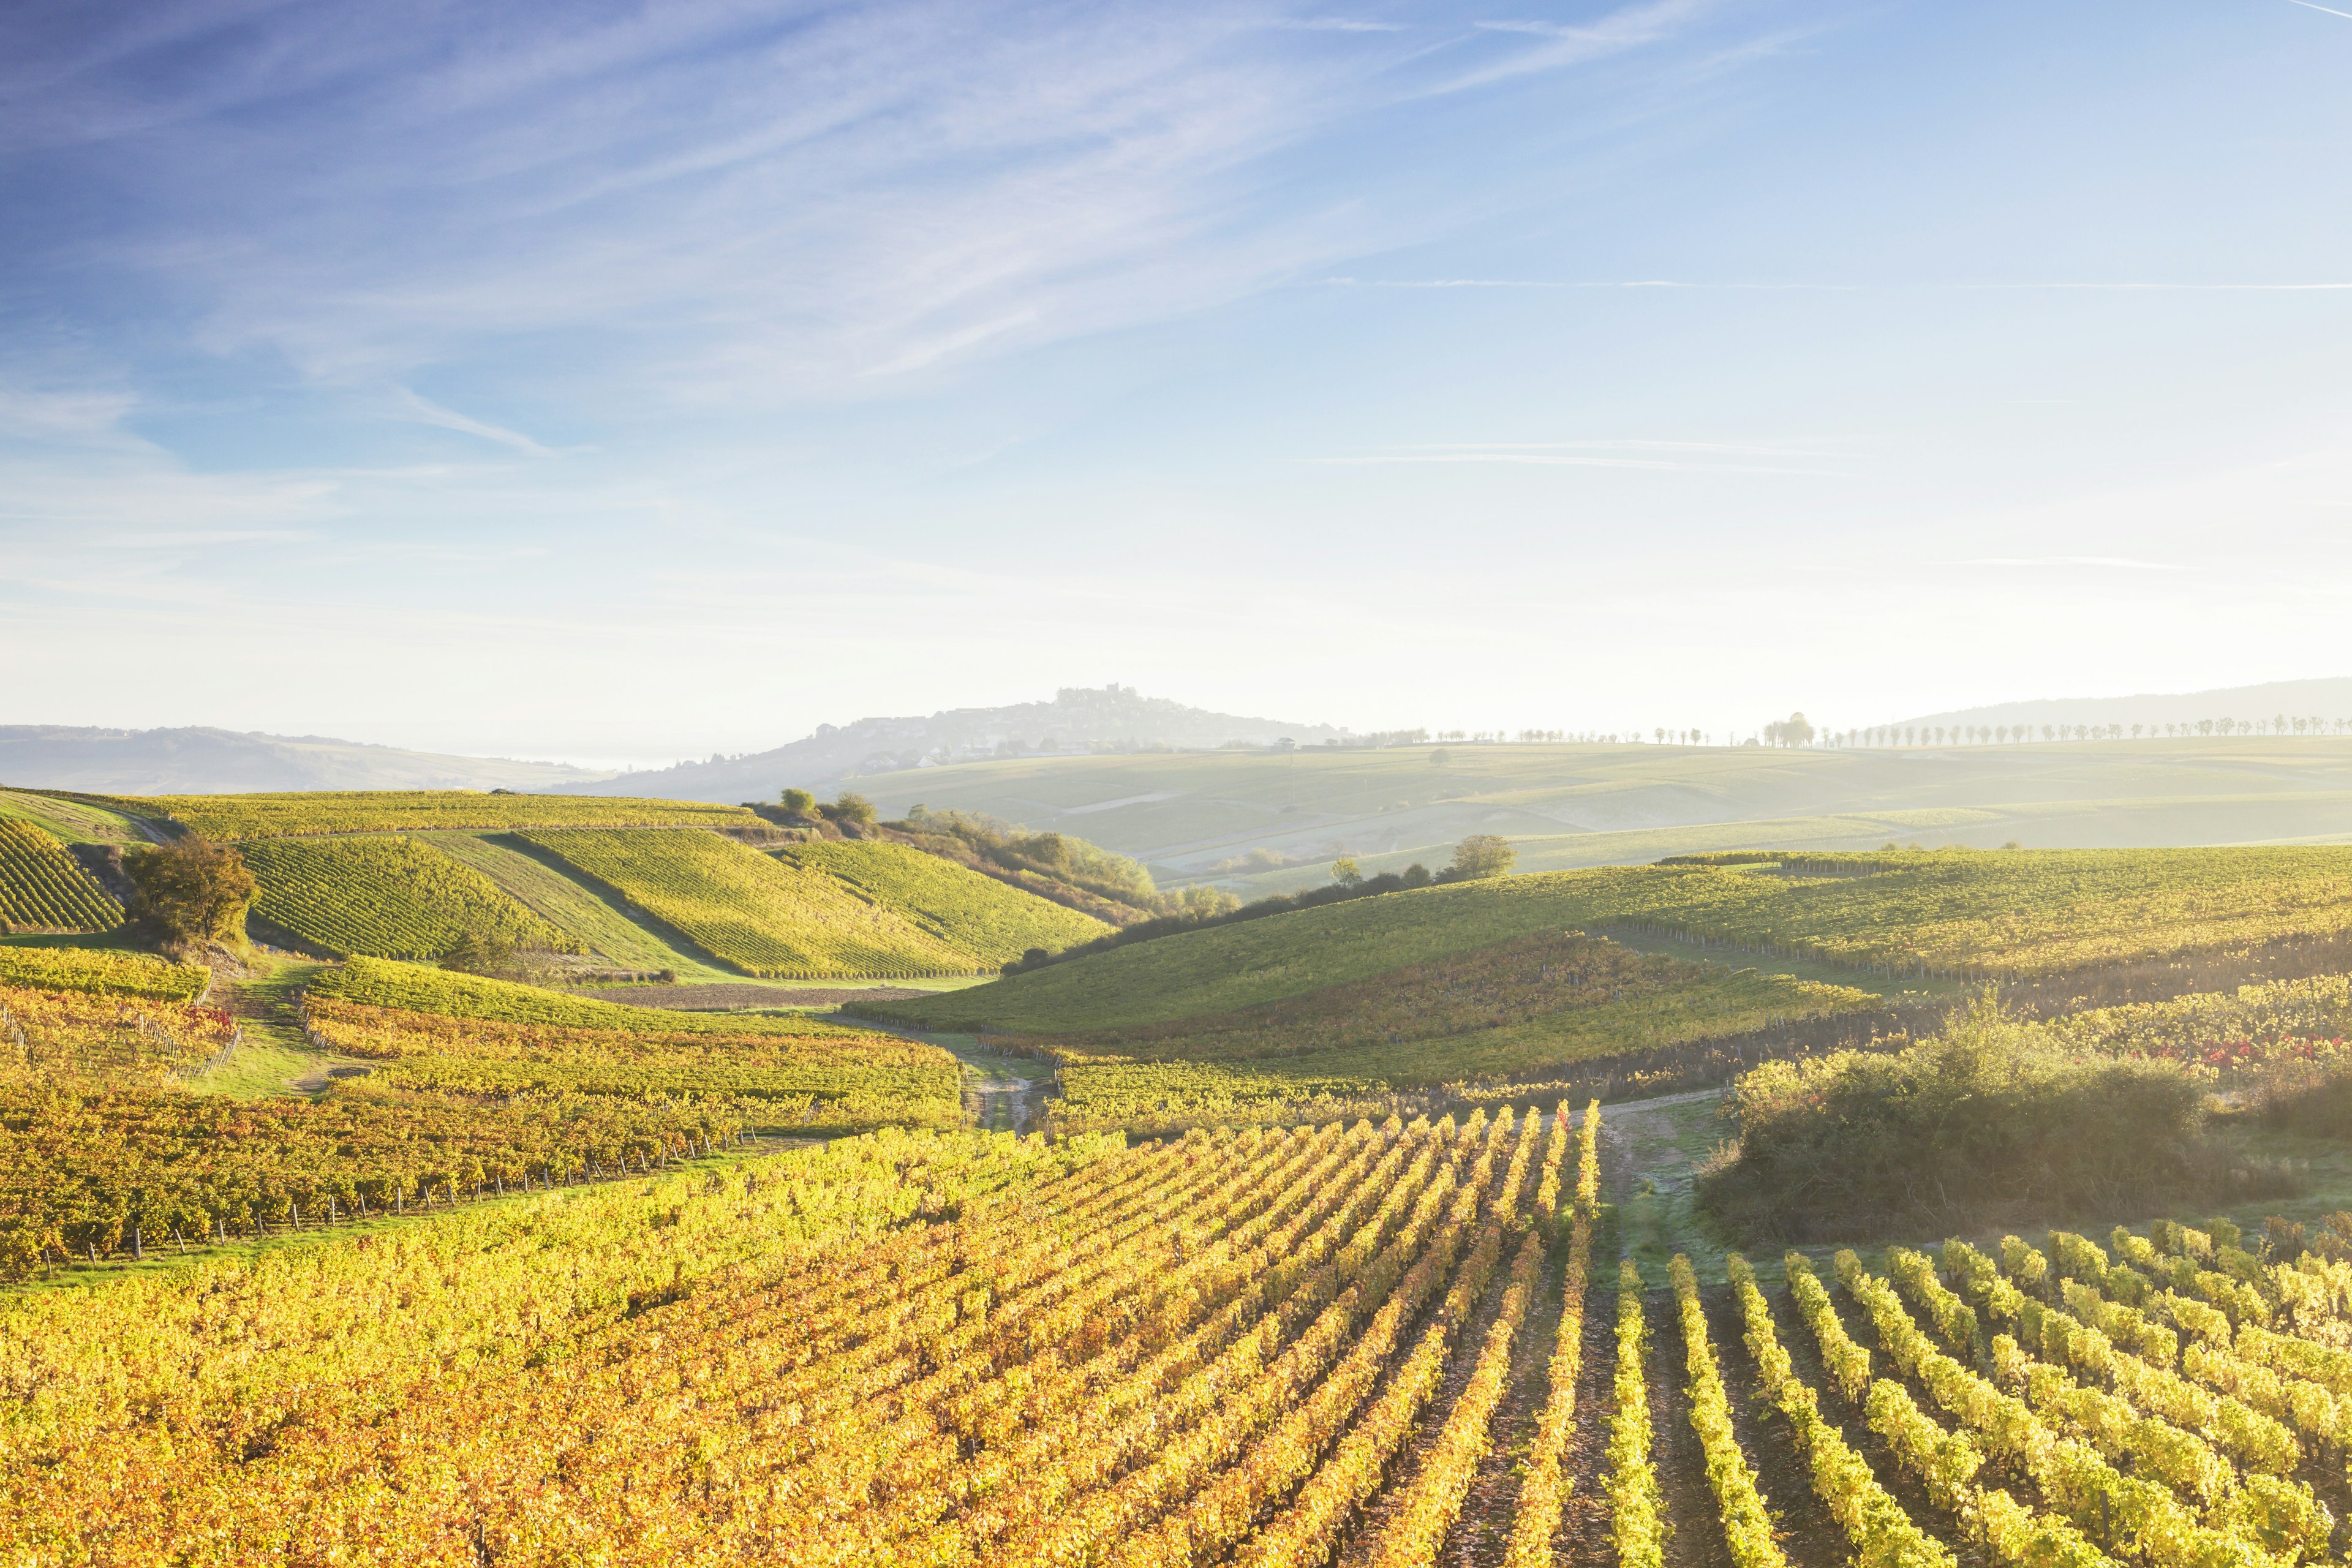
xmin=243 ymin=834 xmax=579 ymax=959
xmin=0 ymin=820 xmax=120 ymax=933
xmin=521 ymin=827 xmax=997 ymax=978
xmin=111 ymin=789 xmax=760 ymax=840
xmin=776 ymin=839 xmax=1110 ymax=966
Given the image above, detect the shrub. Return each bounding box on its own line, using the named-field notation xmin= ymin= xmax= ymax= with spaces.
xmin=1702 ymin=997 xmax=2251 ymax=1239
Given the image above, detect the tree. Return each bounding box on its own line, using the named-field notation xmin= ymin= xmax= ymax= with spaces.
xmin=440 ymin=930 xmax=517 ymax=975
xmin=778 ymin=787 xmax=816 ymax=816
xmin=1330 ymin=856 xmax=1362 ymax=888
xmin=823 ymin=791 xmax=878 ymax=829
xmin=1429 ymin=748 xmax=1449 ymax=767
xmin=126 ymin=836 xmax=255 ymax=952
xmin=1761 ymin=711 xmax=1816 ymax=748
xmin=1446 ymin=835 xmax=1517 ymax=880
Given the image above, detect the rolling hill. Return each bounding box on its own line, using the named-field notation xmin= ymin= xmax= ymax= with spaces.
xmin=873 ymin=845 xmax=2352 ymax=1128
xmin=834 ymin=735 xmax=2352 ymax=894
xmin=0 ymin=790 xmax=1109 ymax=981
xmin=576 ymin=683 xmax=1344 ymax=800
xmin=0 ymin=726 xmax=617 ymax=794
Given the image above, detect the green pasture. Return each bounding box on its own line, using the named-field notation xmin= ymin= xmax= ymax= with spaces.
xmin=840 ymin=737 xmax=2352 ymax=892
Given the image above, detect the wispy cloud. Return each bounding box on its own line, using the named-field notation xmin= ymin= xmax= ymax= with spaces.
xmin=394 ymin=389 xmax=554 ymax=455
xmin=1441 ymin=0 xmax=1714 ymax=92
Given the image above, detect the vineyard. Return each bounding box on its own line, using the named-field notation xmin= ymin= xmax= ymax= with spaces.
xmin=0 ymin=943 xmax=209 ymax=1001
xmin=306 ymin=952 xmax=856 ymax=1030
xmin=243 ymin=834 xmax=581 ymax=959
xmin=0 ymin=820 xmax=119 ymax=933
xmin=1003 ymin=932 xmax=1875 ymax=1133
xmin=0 ymin=1105 xmax=1607 ymax=1565
xmin=302 ymin=994 xmax=963 ymax=1130
xmin=0 ymin=948 xmax=959 ymax=1281
xmin=423 ymin=831 xmax=729 ymax=975
xmin=775 ymin=838 xmax=1110 ymax=965
xmin=885 ymin=847 xmax=2352 ymax=1037
xmin=0 ymin=982 xmax=238 ymax=1084
xmin=11 ymin=1046 xmax=2352 ymax=1567
xmin=520 ymin=827 xmax=1001 ymax=978
xmin=108 ymin=789 xmax=760 ymax=840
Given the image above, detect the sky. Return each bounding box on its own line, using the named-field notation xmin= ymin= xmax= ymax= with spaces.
xmin=4 ymin=0 xmax=2351 ymax=767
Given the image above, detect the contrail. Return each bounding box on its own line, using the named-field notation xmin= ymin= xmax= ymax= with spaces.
xmin=2287 ymin=0 xmax=2352 ymax=19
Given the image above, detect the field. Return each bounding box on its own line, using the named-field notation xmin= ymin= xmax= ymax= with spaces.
xmin=775 ymin=839 xmax=1109 ymax=964
xmin=0 ymin=946 xmax=960 ymax=1281
xmin=242 ymin=834 xmax=581 ymax=959
xmin=21 ymin=1097 xmax=2344 ymax=1568
xmin=975 ymin=932 xmax=1875 ymax=1133
xmin=423 ymin=831 xmax=736 ymax=978
xmin=303 ymin=995 xmax=962 ymax=1131
xmin=0 ymin=790 xmax=151 ymax=847
xmin=99 ymin=789 xmax=760 ymax=840
xmin=839 ymin=737 xmax=2352 ymax=892
xmin=0 ymin=944 xmax=210 ymax=1002
xmin=521 ymin=827 xmax=1009 ymax=978
xmin=310 ymin=955 xmax=872 ymax=1033
xmin=0 ymin=820 xmax=120 ymax=934
xmin=886 ymin=848 xmax=2352 ymax=1037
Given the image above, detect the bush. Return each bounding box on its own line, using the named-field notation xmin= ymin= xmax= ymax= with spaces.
xmin=1701 ymin=997 xmax=2261 ymax=1239
xmin=778 ymin=788 xmax=816 ymax=816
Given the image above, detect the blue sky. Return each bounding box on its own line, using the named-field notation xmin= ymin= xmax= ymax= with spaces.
xmin=4 ymin=0 xmax=2351 ymax=766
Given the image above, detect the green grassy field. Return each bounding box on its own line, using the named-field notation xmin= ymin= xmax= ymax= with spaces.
xmin=0 ymin=820 xmax=121 ymax=934
xmin=841 ymin=737 xmax=2352 ymax=892
xmin=242 ymin=835 xmax=578 ymax=960
xmin=774 ymin=839 xmax=1109 ymax=966
xmin=884 ymin=846 xmax=2352 ymax=1036
xmin=522 ymin=828 xmax=1010 ymax=979
xmin=0 ymin=789 xmax=152 ymax=846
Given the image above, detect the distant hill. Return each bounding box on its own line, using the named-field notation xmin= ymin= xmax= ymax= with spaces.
xmin=0 ymin=726 xmax=616 ymax=795
xmin=582 ymin=685 xmax=1344 ymax=802
xmin=1886 ymin=677 xmax=2352 ymax=736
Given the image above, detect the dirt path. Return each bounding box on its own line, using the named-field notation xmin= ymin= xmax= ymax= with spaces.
xmin=841 ymin=1017 xmax=1055 ymax=1134
xmin=1439 ymin=1238 xmax=1573 ymax=1564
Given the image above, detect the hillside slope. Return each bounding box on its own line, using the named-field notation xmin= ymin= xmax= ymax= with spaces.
xmin=775 ymin=840 xmax=1108 ymax=966
xmin=518 ymin=827 xmax=1068 ymax=978
xmin=243 ymin=836 xmax=579 ymax=960
xmin=579 ymin=684 xmax=1343 ymax=799
xmin=885 ymin=846 xmax=2352 ymax=1035
xmin=0 ymin=726 xmax=616 ymax=794
xmin=0 ymin=820 xmax=123 ymax=933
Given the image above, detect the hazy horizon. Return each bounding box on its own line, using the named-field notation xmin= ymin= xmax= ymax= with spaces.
xmin=8 ymin=1 xmax=2352 ymax=763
